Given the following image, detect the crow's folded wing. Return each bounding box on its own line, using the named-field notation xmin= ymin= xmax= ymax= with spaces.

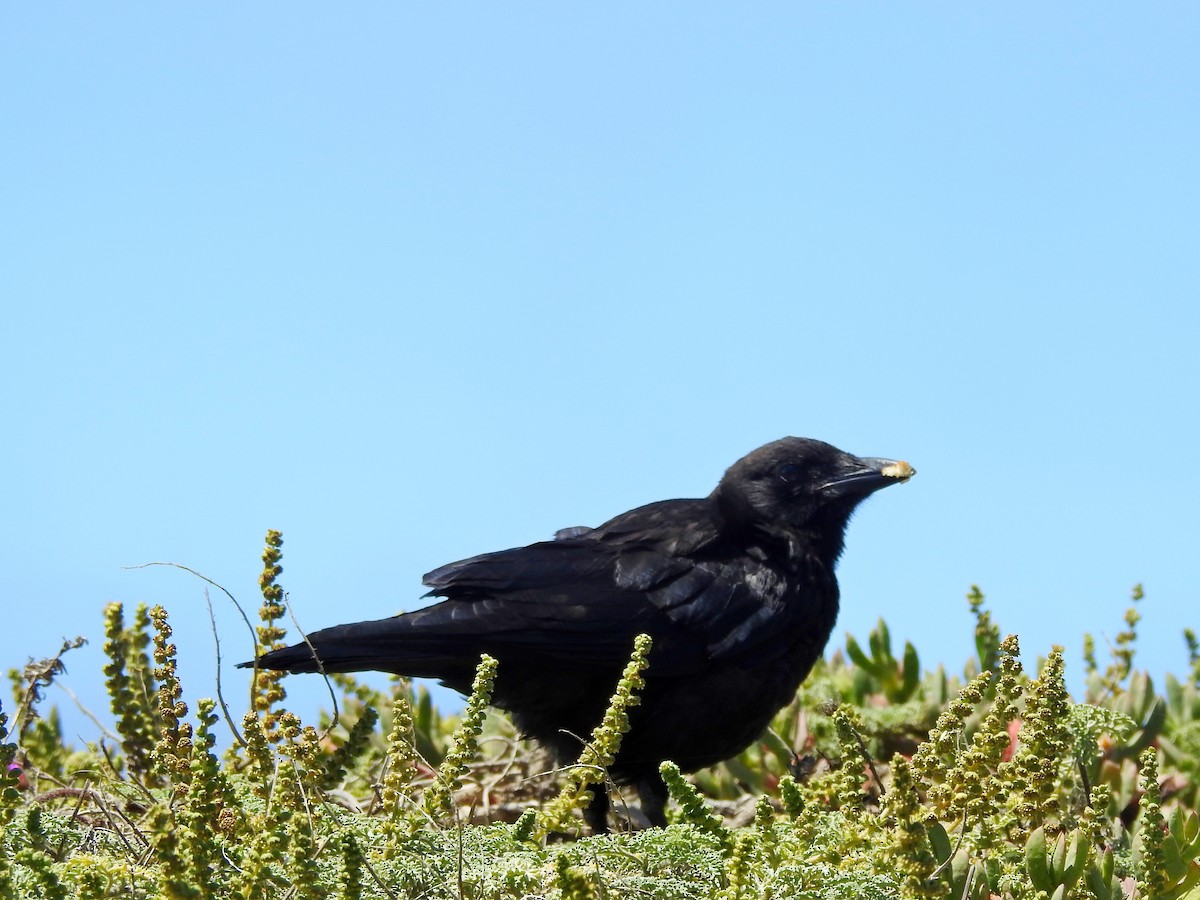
xmin=421 ymin=538 xmax=791 ymax=673
xmin=418 ymin=539 xmax=679 ymax=667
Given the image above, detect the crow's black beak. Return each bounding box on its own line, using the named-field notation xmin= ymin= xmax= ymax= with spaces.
xmin=819 ymin=456 xmax=916 ymax=499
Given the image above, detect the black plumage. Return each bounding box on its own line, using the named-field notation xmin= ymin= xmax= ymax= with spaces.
xmin=241 ymin=437 xmax=914 ymax=830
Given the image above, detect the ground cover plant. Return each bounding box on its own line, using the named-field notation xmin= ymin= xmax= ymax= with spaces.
xmin=2 ymin=531 xmax=1199 ymax=899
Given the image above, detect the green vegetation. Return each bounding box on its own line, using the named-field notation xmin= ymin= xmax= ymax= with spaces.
xmin=3 ymin=532 xmax=1199 ymax=898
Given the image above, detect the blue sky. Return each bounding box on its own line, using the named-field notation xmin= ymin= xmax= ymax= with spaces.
xmin=3 ymin=6 xmax=1198 ymax=740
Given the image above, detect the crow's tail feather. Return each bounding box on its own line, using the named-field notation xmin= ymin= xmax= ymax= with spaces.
xmin=237 ymin=614 xmax=488 ymax=679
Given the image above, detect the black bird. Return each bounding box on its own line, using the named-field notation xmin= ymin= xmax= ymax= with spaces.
xmin=242 ymin=437 xmax=914 ymax=830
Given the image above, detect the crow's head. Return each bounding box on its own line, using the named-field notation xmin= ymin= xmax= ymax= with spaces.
xmin=713 ymin=437 xmax=914 ymax=543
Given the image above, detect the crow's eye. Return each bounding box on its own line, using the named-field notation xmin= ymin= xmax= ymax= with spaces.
xmin=776 ymin=463 xmax=802 ymax=482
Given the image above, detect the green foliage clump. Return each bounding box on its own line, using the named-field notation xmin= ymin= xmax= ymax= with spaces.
xmin=422 ymin=653 xmax=498 ymax=821
xmin=536 ymin=632 xmax=653 ymax=837
xmin=4 ymin=537 xmax=1200 ymax=899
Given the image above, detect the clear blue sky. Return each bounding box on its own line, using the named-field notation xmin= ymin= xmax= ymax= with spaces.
xmin=3 ymin=6 xmax=1198 ymax=740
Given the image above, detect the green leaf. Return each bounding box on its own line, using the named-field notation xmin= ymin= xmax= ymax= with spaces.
xmin=1169 ymin=807 xmax=1200 ymax=857
xmin=1099 ymin=846 xmax=1115 ymax=882
xmin=760 ymin=727 xmax=795 ymax=762
xmin=950 ymin=851 xmax=972 ymax=898
xmin=1112 ymin=696 xmax=1167 ymax=761
xmin=928 ymin=821 xmax=953 ymax=865
xmin=869 ymin=619 xmax=893 ymax=664
xmin=899 ymin=641 xmax=921 ymax=702
xmin=1026 ymin=826 xmax=1055 ymax=892
xmin=1084 ymin=849 xmax=1120 ymax=900
xmin=1163 ymin=825 xmax=1187 ymax=881
xmin=1050 ymin=831 xmax=1067 ymax=882
xmin=845 ymin=634 xmax=878 ymax=676
xmin=1085 ymin=866 xmax=1112 ymax=900
xmin=1061 ymin=829 xmax=1088 ymax=886
xmin=1167 ymin=673 xmax=1185 ymax=717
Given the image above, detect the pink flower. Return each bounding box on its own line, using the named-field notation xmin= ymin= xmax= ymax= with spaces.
xmin=6 ymin=762 xmax=26 ymax=790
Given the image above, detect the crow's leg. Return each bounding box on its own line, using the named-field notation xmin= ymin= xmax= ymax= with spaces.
xmin=637 ymin=774 xmax=669 ymax=828
xmin=584 ymin=788 xmax=610 ymax=834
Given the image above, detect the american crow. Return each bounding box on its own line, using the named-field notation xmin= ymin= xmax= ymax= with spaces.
xmin=242 ymin=437 xmax=914 ymax=830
